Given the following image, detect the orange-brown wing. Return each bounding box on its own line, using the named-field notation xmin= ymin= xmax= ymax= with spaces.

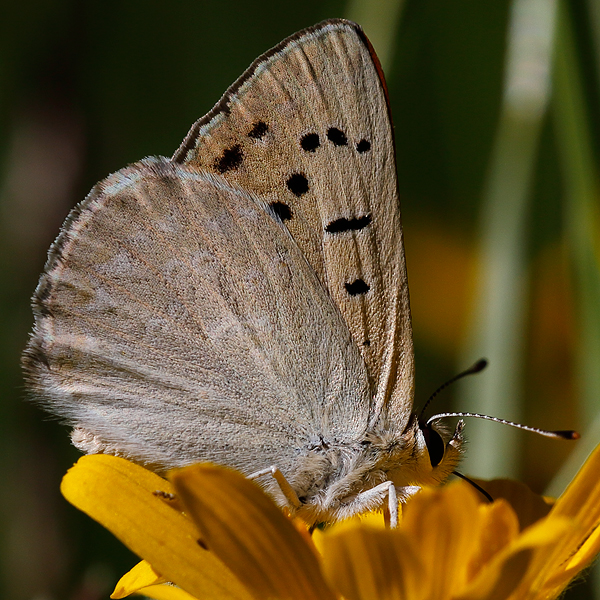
xmin=174 ymin=19 xmax=414 ymax=427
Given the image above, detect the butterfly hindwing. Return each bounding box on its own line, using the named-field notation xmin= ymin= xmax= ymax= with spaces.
xmin=23 ymin=158 xmax=373 ymax=473
xmin=174 ymin=19 xmax=414 ymax=427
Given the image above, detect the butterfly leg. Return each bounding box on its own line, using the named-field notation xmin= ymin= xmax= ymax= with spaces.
xmin=352 ymin=483 xmax=421 ymax=528
xmin=248 ymin=466 xmax=302 ymax=509
xmin=351 ymin=481 xmax=399 ymax=527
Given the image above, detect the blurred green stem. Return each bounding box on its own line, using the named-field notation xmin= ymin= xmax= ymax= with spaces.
xmin=587 ymin=0 xmax=600 ymax=75
xmin=345 ymin=0 xmax=404 ymax=73
xmin=552 ymin=0 xmax=600 ymax=430
xmin=458 ymin=0 xmax=558 ymax=479
xmin=546 ymin=0 xmax=600 ymax=510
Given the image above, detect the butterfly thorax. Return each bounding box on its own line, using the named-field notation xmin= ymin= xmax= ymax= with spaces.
xmin=281 ymin=417 xmax=464 ymax=525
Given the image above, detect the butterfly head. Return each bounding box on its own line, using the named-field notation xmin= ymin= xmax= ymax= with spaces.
xmin=381 ymin=414 xmax=465 ymax=490
xmin=416 ymin=416 xmax=465 ymax=480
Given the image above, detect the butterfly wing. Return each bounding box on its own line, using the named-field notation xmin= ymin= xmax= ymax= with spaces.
xmin=23 ymin=158 xmax=372 ymax=473
xmin=174 ymin=19 xmax=414 ymax=429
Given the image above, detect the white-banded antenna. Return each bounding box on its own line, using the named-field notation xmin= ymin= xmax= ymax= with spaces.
xmin=427 ymin=412 xmax=579 ymax=440
xmin=420 ymin=359 xmax=579 ymax=441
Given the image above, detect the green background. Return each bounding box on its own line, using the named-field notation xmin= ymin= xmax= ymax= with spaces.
xmin=1 ymin=0 xmax=599 ymax=597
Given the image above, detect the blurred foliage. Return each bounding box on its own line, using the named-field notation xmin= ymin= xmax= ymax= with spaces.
xmin=0 ymin=0 xmax=598 ymax=598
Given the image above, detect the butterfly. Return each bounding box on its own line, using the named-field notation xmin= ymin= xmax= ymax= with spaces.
xmin=23 ymin=19 xmax=464 ymax=526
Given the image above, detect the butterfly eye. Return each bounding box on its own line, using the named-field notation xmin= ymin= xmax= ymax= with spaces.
xmin=422 ymin=425 xmax=445 ymax=467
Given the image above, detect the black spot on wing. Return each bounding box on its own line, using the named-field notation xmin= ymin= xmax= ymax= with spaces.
xmin=269 ymin=201 xmax=292 ymax=221
xmin=356 ymin=139 xmax=371 ymax=153
xmin=345 ymin=279 xmax=370 ymax=296
xmin=248 ymin=121 xmax=268 ymax=139
xmin=325 ymin=214 xmax=372 ymax=234
xmin=327 ymin=127 xmax=348 ymax=146
xmin=301 ymin=133 xmax=320 ymax=152
xmin=214 ymin=144 xmax=243 ymax=173
xmin=286 ymin=173 xmax=309 ymax=196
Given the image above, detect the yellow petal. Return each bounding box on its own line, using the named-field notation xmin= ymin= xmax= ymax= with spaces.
xmin=552 ymin=442 xmax=600 ymax=521
xmin=470 ymin=479 xmax=553 ymax=530
xmin=112 ymin=560 xmax=165 ymax=598
xmin=61 ymin=455 xmax=252 ymax=600
xmin=312 ymin=511 xmax=386 ymax=557
xmin=536 ymin=521 xmax=600 ymax=598
xmin=170 ymin=463 xmax=336 ymax=600
xmin=401 ymin=483 xmax=482 ymax=598
xmin=565 ymin=517 xmax=600 ymax=570
xmin=464 ymin=499 xmax=520 ymax=583
xmin=458 ymin=515 xmax=572 ymax=600
xmin=548 ymin=443 xmax=600 ymax=567
xmin=508 ymin=518 xmax=581 ymax=600
xmin=522 ymin=443 xmax=600 ymax=596
xmin=320 ymin=524 xmax=424 ymax=600
xmin=131 ymin=584 xmax=200 ymax=600
xmin=456 ymin=549 xmax=534 ymax=600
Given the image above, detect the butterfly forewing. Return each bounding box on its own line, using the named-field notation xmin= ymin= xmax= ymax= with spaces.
xmin=174 ymin=19 xmax=414 ymax=427
xmin=23 ymin=158 xmax=372 ymax=473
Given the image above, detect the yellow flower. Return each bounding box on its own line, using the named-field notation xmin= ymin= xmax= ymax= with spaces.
xmin=60 ymin=444 xmax=600 ymax=600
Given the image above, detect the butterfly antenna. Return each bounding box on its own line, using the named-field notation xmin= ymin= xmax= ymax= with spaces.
xmin=427 ymin=411 xmax=580 ymax=440
xmin=453 ymin=471 xmax=493 ymax=502
xmin=418 ymin=358 xmax=488 ymax=421
xmin=421 ymin=359 xmax=579 ymax=440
